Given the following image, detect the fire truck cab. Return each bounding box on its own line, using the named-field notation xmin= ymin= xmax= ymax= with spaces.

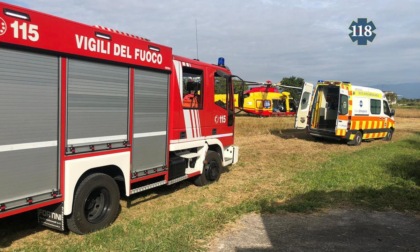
xmin=0 ymin=2 xmax=239 ymax=234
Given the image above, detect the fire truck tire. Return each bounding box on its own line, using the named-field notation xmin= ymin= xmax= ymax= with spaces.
xmin=193 ymin=151 xmax=222 ymax=186
xmin=383 ymin=129 xmax=393 ymax=141
xmin=67 ymin=173 xmax=120 ymax=235
xmin=348 ymin=131 xmax=363 ymax=146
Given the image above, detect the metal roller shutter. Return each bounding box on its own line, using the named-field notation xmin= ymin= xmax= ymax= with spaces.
xmin=67 ymin=59 xmax=129 ymax=152
xmin=0 ymin=48 xmax=58 ymax=208
xmin=132 ymin=69 xmax=169 ymax=173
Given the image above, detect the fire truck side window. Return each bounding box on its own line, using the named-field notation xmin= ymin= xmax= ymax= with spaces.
xmin=182 ymin=67 xmax=203 ymax=109
xmin=214 ymin=74 xmax=228 ymax=109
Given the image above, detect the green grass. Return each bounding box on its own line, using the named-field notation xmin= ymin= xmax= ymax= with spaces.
xmin=257 ymin=134 xmax=420 ymax=213
xmin=2 ymin=125 xmax=420 ymax=251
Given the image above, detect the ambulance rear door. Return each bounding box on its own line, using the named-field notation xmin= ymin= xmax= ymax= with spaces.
xmin=295 ymin=82 xmax=313 ymax=129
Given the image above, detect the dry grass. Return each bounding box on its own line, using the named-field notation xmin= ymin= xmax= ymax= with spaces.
xmin=2 ymin=112 xmax=420 ymax=251
xmin=395 ymin=107 xmax=420 ymax=118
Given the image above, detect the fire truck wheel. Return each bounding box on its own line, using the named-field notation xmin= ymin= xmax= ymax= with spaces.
xmin=67 ymin=173 xmax=120 ymax=235
xmin=348 ymin=131 xmax=363 ymax=146
xmin=383 ymin=129 xmax=393 ymax=141
xmin=193 ymin=151 xmax=222 ymax=186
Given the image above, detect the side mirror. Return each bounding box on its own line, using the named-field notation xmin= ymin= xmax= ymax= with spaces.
xmin=390 ymin=109 xmax=395 ymax=116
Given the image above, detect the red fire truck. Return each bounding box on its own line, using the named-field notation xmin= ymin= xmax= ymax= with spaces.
xmin=0 ymin=2 xmax=240 ymax=234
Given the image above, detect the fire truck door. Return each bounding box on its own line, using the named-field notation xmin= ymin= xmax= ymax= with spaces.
xmin=132 ymin=69 xmax=169 ymax=173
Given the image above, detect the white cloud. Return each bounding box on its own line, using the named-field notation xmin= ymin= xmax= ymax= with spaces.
xmin=4 ymin=0 xmax=420 ymax=86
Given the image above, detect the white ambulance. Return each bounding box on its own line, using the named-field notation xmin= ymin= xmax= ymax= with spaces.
xmin=295 ymin=80 xmax=395 ymax=145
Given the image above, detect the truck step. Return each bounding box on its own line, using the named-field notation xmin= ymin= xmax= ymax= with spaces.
xmin=168 ymin=175 xmax=188 ymax=185
xmin=177 ymin=152 xmax=200 ymax=159
xmin=130 ymin=180 xmax=167 ymax=195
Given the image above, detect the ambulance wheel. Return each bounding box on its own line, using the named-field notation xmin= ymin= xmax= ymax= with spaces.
xmin=348 ymin=131 xmax=362 ymax=146
xmin=384 ymin=129 xmax=394 ymax=141
xmin=193 ymin=151 xmax=222 ymax=186
xmin=67 ymin=173 xmax=120 ymax=234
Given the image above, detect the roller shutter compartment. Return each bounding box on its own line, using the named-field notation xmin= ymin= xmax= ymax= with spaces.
xmin=132 ymin=69 xmax=169 ymax=173
xmin=67 ymin=59 xmax=129 ymax=153
xmin=0 ymin=48 xmax=59 ymax=210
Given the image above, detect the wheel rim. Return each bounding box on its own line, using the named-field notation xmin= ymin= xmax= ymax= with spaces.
xmin=356 ymin=133 xmax=362 ymax=144
xmin=205 ymin=160 xmax=219 ymax=181
xmin=84 ymin=187 xmax=110 ymax=224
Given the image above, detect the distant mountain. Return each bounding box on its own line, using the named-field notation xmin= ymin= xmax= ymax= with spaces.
xmin=371 ymin=83 xmax=420 ymax=99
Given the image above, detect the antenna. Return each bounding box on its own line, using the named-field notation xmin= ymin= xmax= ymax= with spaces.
xmin=195 ymin=19 xmax=199 ymax=60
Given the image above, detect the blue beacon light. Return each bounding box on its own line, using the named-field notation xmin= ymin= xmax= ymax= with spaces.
xmin=218 ymin=57 xmax=225 ymax=66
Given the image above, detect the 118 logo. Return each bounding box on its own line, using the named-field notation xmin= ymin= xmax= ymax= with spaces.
xmin=349 ymin=18 xmax=376 ymax=45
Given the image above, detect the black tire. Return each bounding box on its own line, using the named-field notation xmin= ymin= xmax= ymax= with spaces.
xmin=67 ymin=173 xmax=120 ymax=234
xmin=347 ymin=131 xmax=363 ymax=146
xmin=383 ymin=129 xmax=393 ymax=141
xmin=193 ymin=151 xmax=222 ymax=186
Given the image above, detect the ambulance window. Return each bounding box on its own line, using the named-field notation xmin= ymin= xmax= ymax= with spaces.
xmin=214 ymin=74 xmax=228 ymax=109
xmin=339 ymin=95 xmax=348 ymax=115
xmin=182 ymin=67 xmax=203 ymax=109
xmin=370 ymin=99 xmax=381 ymax=115
xmin=300 ymin=91 xmax=311 ymax=110
xmin=383 ymin=100 xmax=391 ymax=116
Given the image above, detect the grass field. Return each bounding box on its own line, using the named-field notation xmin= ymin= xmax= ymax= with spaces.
xmin=1 ymin=108 xmax=419 ymax=251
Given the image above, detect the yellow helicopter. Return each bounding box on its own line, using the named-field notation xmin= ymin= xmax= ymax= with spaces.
xmin=215 ymin=80 xmax=299 ymax=116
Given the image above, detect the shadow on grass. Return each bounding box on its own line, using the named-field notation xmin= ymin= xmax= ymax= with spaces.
xmin=235 ymin=194 xmax=420 ymax=252
xmin=269 ymin=128 xmax=311 ymax=140
xmin=386 ymin=155 xmax=420 ymax=186
xmin=127 ymin=166 xmax=231 ymax=207
xmin=258 ymin=185 xmax=420 ymax=214
xmin=401 ymin=137 xmax=420 ymax=150
xmin=228 ymin=184 xmax=420 ymax=251
xmin=269 ymin=128 xmax=345 ymax=145
xmin=0 ymin=166 xmax=232 ymax=249
xmin=255 ymin=139 xmax=420 ymax=213
xmin=0 ymin=210 xmax=46 ymax=249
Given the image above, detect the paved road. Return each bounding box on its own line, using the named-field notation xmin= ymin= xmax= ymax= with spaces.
xmin=208 ymin=209 xmax=420 ymax=251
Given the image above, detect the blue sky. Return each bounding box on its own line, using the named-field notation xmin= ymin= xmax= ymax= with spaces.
xmin=4 ymin=0 xmax=420 ymax=88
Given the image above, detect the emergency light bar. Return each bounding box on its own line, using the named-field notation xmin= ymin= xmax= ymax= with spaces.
xmin=95 ymin=32 xmax=111 ymax=40
xmin=318 ymin=80 xmax=342 ymax=85
xmin=4 ymin=9 xmax=30 ymax=20
xmin=148 ymin=46 xmax=160 ymax=52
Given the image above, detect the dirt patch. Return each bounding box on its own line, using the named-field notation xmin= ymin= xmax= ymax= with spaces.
xmin=208 ymin=209 xmax=420 ymax=251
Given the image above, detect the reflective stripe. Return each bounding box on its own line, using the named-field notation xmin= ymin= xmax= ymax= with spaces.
xmin=133 ymin=131 xmax=166 ymax=138
xmin=0 ymin=141 xmax=57 ymax=153
xmin=67 ymin=135 xmax=127 ymax=145
xmin=170 ymin=133 xmax=233 ymax=144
